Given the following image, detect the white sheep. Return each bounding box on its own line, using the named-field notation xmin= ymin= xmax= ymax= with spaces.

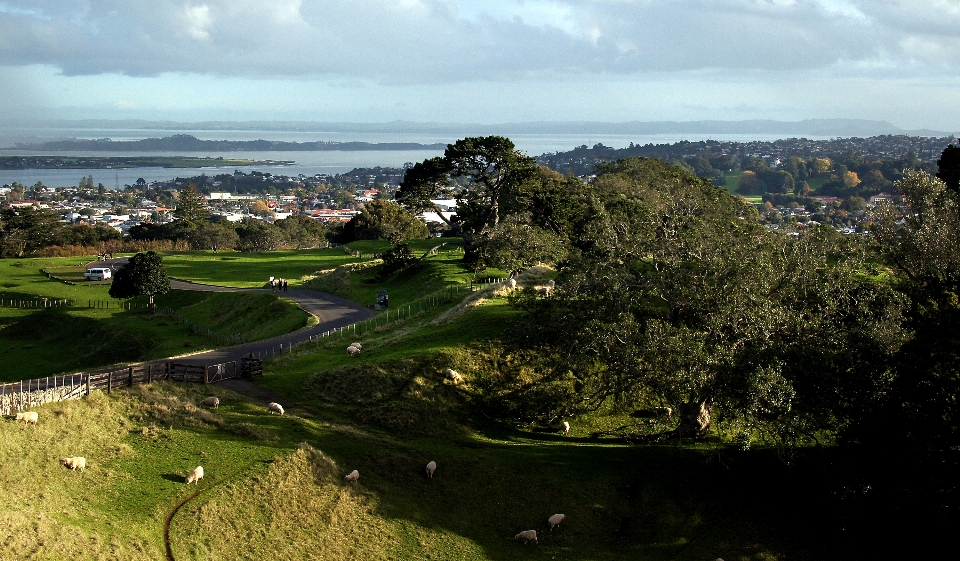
xmin=507 ymin=278 xmax=517 ymax=289
xmin=444 ymin=368 xmax=463 ymax=384
xmin=347 ymin=345 xmax=361 ymax=356
xmin=60 ymin=456 xmax=86 ymax=472
xmin=185 ymin=465 xmax=204 ymax=485
xmin=561 ymin=421 xmax=570 ymax=435
xmin=344 ymin=469 xmax=359 ymax=483
xmin=425 ymin=460 xmax=437 ymax=478
xmin=350 ymin=342 xmax=362 ymax=350
xmin=267 ymin=402 xmax=285 ymax=415
xmin=514 ymin=530 xmax=538 ymax=544
xmin=548 ymin=513 xmax=566 ymax=529
xmin=15 ymin=411 xmax=38 ymax=425
xmin=547 ymin=279 xmax=556 ymax=288
xmin=200 ymin=396 xmax=220 ymax=409
xmin=537 ymin=286 xmax=553 ymax=296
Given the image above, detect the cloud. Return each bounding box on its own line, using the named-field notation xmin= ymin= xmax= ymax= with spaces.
xmin=0 ymin=0 xmax=957 ymax=84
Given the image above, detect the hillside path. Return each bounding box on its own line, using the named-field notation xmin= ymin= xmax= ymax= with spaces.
xmin=86 ymin=258 xmax=377 ymax=368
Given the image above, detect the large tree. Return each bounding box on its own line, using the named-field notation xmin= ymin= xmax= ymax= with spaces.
xmin=341 ymin=199 xmax=429 ymax=243
xmin=508 ymin=158 xmax=906 ymax=445
xmin=173 ymin=183 xmax=209 ymax=223
xmin=109 ymin=251 xmax=171 ymax=308
xmin=396 ymin=136 xmax=539 ymax=257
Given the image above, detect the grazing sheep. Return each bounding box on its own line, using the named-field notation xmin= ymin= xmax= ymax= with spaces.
xmin=444 ymin=368 xmax=463 ymax=384
xmin=547 ymin=279 xmax=556 ymax=288
xmin=654 ymin=406 xmax=673 ymax=418
xmin=347 ymin=345 xmax=361 ymax=356
xmin=185 ymin=465 xmax=204 ymax=485
xmin=514 ymin=530 xmax=538 ymax=544
xmin=548 ymin=513 xmax=566 ymax=529
xmin=350 ymin=342 xmax=362 ymax=350
xmin=267 ymin=402 xmax=285 ymax=415
xmin=561 ymin=421 xmax=570 ymax=435
xmin=344 ymin=469 xmax=360 ymax=483
xmin=60 ymin=457 xmax=86 ymax=472
xmin=507 ymin=278 xmax=517 ymax=289
xmin=200 ymin=396 xmax=220 ymax=409
xmin=425 ymin=460 xmax=437 ymax=478
xmin=537 ymin=286 xmax=553 ymax=296
xmin=15 ymin=411 xmax=38 ymax=425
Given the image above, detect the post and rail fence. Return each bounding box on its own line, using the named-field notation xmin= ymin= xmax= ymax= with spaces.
xmin=0 ymin=356 xmax=262 ymax=417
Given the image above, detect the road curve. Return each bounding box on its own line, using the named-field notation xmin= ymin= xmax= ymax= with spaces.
xmin=86 ymin=258 xmax=377 ymax=367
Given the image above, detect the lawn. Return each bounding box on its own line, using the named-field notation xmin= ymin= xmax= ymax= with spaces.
xmin=0 ymin=256 xmax=311 ymax=381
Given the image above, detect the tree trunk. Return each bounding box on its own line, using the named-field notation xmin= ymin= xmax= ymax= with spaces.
xmin=676 ymin=399 xmax=711 ymax=437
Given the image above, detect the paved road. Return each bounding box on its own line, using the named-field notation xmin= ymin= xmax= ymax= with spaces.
xmin=86 ymin=259 xmax=377 ymax=368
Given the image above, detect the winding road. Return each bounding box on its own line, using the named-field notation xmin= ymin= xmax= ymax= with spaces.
xmin=90 ymin=259 xmax=378 ymax=367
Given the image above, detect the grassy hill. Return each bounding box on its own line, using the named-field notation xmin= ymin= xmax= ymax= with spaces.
xmin=0 ymin=248 xmax=922 ymax=560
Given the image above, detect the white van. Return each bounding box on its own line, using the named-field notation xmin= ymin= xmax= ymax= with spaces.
xmin=84 ymin=267 xmax=112 ymax=281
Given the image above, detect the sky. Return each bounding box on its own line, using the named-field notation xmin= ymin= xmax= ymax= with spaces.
xmin=1 ymin=0 xmax=959 ymax=130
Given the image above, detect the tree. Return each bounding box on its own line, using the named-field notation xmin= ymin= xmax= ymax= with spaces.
xmin=509 ymin=158 xmax=906 ymax=445
xmin=0 ymin=207 xmax=66 ymax=257
xmin=235 ymin=218 xmax=286 ymax=252
xmin=109 ymin=251 xmax=171 ymax=308
xmin=396 ymin=136 xmax=540 ymax=258
xmin=173 ymin=183 xmax=209 ymax=223
xmin=341 ymin=199 xmax=429 ymax=243
xmin=275 ymin=214 xmax=328 ymax=249
xmin=936 ymin=144 xmax=960 ymax=192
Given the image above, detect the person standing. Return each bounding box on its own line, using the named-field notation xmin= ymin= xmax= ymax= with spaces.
xmin=283 ymin=279 xmax=288 ymax=292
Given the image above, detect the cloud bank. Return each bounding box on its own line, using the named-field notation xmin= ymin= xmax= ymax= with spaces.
xmin=1 ymin=0 xmax=958 ymax=83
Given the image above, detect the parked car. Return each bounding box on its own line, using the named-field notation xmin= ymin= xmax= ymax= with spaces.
xmin=83 ymin=267 xmax=112 ymax=281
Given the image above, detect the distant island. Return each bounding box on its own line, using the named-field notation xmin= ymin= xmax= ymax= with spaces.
xmin=0 ymin=155 xmax=288 ymax=170
xmin=6 ymin=134 xmax=449 ymax=153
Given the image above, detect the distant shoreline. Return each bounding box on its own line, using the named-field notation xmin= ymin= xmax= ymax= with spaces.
xmin=5 ymin=134 xmax=449 ymax=153
xmin=0 ymin=155 xmax=292 ymax=170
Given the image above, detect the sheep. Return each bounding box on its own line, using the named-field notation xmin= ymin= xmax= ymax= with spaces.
xmin=267 ymin=402 xmax=285 ymax=415
xmin=60 ymin=456 xmax=86 ymax=472
xmin=200 ymin=396 xmax=220 ymax=409
xmin=15 ymin=411 xmax=38 ymax=425
xmin=350 ymin=342 xmax=362 ymax=350
xmin=507 ymin=278 xmax=517 ymax=289
xmin=444 ymin=368 xmax=463 ymax=384
xmin=537 ymin=286 xmax=553 ymax=296
xmin=425 ymin=460 xmax=437 ymax=478
xmin=548 ymin=513 xmax=566 ymax=529
xmin=344 ymin=469 xmax=359 ymax=483
xmin=514 ymin=530 xmax=538 ymax=544
xmin=185 ymin=465 xmax=204 ymax=485
xmin=347 ymin=345 xmax=361 ymax=356
xmin=547 ymin=279 xmax=556 ymax=288
xmin=561 ymin=421 xmax=570 ymax=436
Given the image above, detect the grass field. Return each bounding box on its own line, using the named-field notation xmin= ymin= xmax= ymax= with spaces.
xmin=0 ymin=257 xmax=311 ymax=381
xmin=1 ymin=247 xmax=938 ymax=560
xmin=0 ymin=282 xmax=841 ymax=561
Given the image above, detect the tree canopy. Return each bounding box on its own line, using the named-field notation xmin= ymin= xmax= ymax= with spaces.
xmin=341 ymin=199 xmax=429 ymax=243
xmin=173 ymin=183 xmax=209 ymax=223
xmin=108 ymin=251 xmax=171 ymax=307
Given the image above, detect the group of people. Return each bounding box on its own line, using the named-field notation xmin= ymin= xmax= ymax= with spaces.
xmin=269 ymin=277 xmax=289 ymax=292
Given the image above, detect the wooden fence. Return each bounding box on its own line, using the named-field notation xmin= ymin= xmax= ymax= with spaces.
xmin=0 ymin=357 xmax=262 ymax=417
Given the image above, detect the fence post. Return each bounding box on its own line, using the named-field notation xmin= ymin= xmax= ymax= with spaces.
xmin=86 ymin=373 xmax=90 ymax=396
xmin=148 ymin=365 xmax=152 ymax=384
xmin=108 ymin=371 xmax=112 ymax=393
xmin=203 ymin=365 xmax=209 ymax=384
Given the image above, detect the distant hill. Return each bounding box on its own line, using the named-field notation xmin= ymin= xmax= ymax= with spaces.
xmin=7 ymin=134 xmax=448 ymax=152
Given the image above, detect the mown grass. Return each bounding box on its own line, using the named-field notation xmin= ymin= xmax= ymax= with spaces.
xmin=0 ymin=256 xmax=310 ymax=381
xmin=160 ymin=248 xmax=365 ymax=288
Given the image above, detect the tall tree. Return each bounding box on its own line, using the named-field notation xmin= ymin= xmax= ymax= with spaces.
xmin=342 ymin=199 xmax=429 ymax=243
xmin=173 ymin=183 xmax=209 ymax=223
xmin=936 ymin=143 xmax=960 ymax=192
xmin=396 ymin=136 xmax=539 ymax=257
xmin=109 ymin=251 xmax=171 ymax=308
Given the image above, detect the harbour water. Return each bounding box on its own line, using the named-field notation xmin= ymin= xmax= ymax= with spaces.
xmin=0 ymin=128 xmax=828 ymax=189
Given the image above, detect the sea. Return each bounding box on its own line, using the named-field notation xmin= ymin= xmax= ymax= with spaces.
xmin=0 ymin=127 xmax=827 ymax=189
